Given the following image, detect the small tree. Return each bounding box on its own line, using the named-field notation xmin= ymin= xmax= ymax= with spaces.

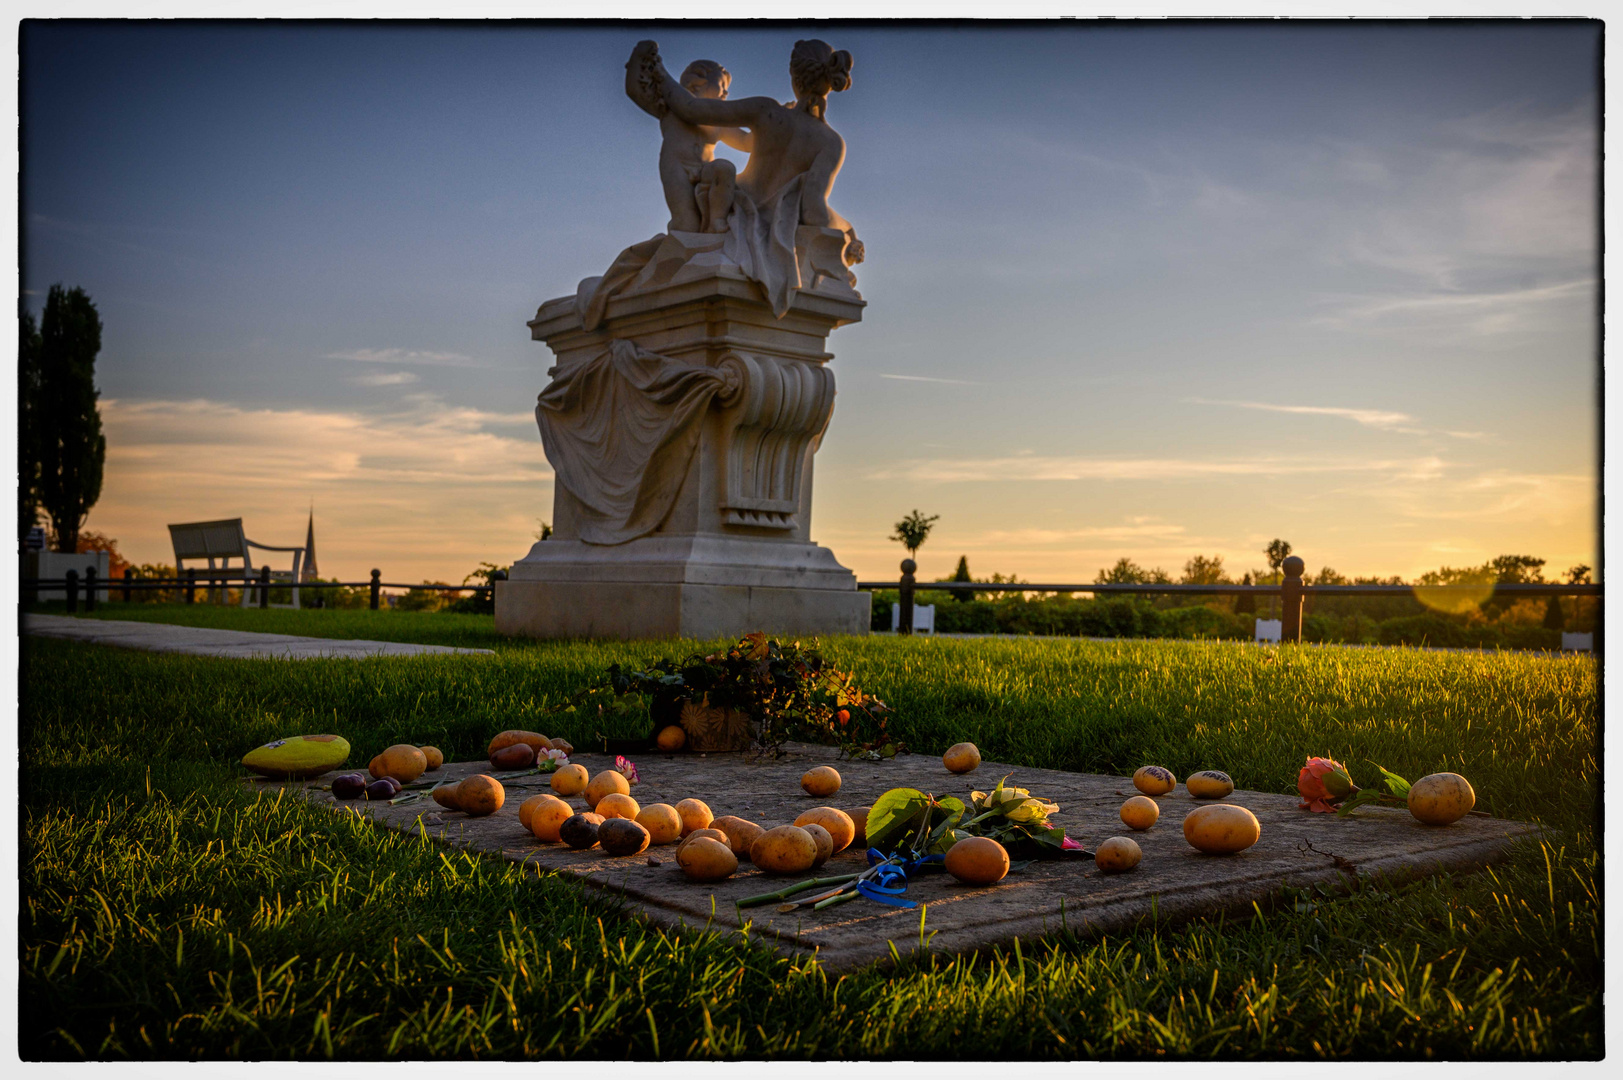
xmin=890 ymin=509 xmax=939 ymax=559
xmin=18 ymin=310 xmax=42 ymax=541
xmin=950 ymin=554 xmax=973 ymax=601
xmin=1180 ymin=554 xmax=1229 ymax=585
xmin=1235 ymin=571 xmax=1256 ymax=614
xmin=1264 ymin=539 xmax=1293 ymax=574
xmin=36 ymin=285 xmax=106 ymax=553
xmin=1094 ymin=557 xmax=1170 ymax=584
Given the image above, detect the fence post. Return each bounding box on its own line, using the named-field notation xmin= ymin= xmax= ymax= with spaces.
xmin=370 ymin=569 xmax=382 ymax=611
xmin=259 ymin=565 xmax=271 ymax=609
xmin=898 ymin=558 xmax=917 ymax=636
xmin=84 ymin=567 xmax=98 ymax=612
xmin=186 ymin=568 xmax=197 ymax=604
xmin=123 ymin=568 xmax=134 ymax=604
xmin=1281 ymin=555 xmax=1304 ymax=644
xmin=65 ymin=568 xmax=80 ymax=614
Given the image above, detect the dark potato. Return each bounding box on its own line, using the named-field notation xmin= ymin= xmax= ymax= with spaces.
xmin=490 ymin=743 xmax=537 ymax=770
xmin=331 ymin=774 xmax=367 ymax=800
xmin=559 ymin=812 xmax=605 ymax=850
xmin=380 ymin=776 xmax=402 ymax=795
xmin=364 ymin=779 xmax=396 ymax=801
xmin=598 ymin=818 xmax=652 ymax=857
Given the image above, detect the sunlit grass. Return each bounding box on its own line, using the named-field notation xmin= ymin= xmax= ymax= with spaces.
xmin=19 ymin=628 xmax=1599 ymax=1058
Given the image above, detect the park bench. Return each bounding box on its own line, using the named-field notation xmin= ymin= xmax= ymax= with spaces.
xmin=168 ymin=518 xmax=308 ymax=609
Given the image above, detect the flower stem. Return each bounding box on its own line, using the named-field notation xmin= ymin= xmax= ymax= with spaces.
xmin=813 ymin=890 xmax=862 ymax=911
xmin=736 ymin=872 xmax=861 ymax=909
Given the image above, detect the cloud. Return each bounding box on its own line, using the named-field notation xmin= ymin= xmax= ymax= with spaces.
xmin=1186 ymin=397 xmax=1416 ymax=430
xmin=863 ymin=455 xmax=1446 ymax=484
xmin=351 ymin=371 xmax=419 ymax=387
xmin=327 ymin=347 xmax=484 ymax=368
xmin=877 ymin=373 xmax=981 ymax=386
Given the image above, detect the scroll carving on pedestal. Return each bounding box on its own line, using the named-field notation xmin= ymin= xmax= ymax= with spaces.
xmin=715 ymin=353 xmax=836 ymax=530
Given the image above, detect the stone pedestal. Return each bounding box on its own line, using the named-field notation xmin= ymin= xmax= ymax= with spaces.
xmin=497 ymin=258 xmax=871 ymax=640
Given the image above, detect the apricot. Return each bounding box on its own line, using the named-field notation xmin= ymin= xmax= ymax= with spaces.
xmin=801 ymin=766 xmax=841 ymax=797
xmin=794 ymin=807 xmax=856 ymax=853
xmin=1094 ymin=836 xmax=1143 ymax=873
xmin=1407 ymin=773 xmax=1475 ymax=825
xmin=636 ymin=803 xmax=683 ymax=845
xmin=712 ymin=815 xmax=766 ymax=859
xmin=943 ymin=742 xmax=981 ymax=774
xmin=656 ymin=725 xmax=687 ymax=752
xmin=849 ymin=807 xmax=871 ymax=848
xmin=596 ymin=792 xmax=640 ymax=821
xmin=529 ymin=795 xmax=574 ymax=842
xmin=750 ymin=825 xmax=820 ymax=875
xmin=679 ymin=836 xmax=738 ymax=882
xmin=419 ymin=746 xmax=444 ymax=770
xmin=1133 ymin=765 xmax=1177 ymax=796
xmin=598 ymin=818 xmax=651 ymax=857
xmin=1186 ymin=770 xmax=1234 ymax=800
xmin=801 ymin=822 xmax=834 ymax=867
xmin=456 ymin=774 xmax=505 ymax=818
xmin=585 ymin=770 xmax=631 ymax=809
xmin=550 ymin=763 xmax=589 ymax=797
xmin=559 ymin=812 xmax=604 ymax=849
xmin=1183 ymin=804 xmax=1261 ymax=855
xmin=487 ymin=730 xmax=550 ymax=757
xmin=1120 ymin=795 xmax=1160 ymax=831
xmin=944 ymin=836 xmax=1009 ymax=885
xmin=675 ymin=798 xmax=714 ymax=836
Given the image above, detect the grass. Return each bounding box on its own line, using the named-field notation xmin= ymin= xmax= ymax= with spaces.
xmin=18 ymin=608 xmax=1602 ymax=1058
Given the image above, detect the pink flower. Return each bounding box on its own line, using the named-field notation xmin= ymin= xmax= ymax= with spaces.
xmin=614 ymin=755 xmax=640 ymax=785
xmin=1061 ymin=834 xmax=1085 ymax=851
xmin=1298 ymin=756 xmax=1357 ymax=813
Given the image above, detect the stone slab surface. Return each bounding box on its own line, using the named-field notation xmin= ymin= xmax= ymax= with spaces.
xmin=24 ymin=614 xmax=494 ymax=659
xmin=265 ymin=743 xmax=1538 ymax=971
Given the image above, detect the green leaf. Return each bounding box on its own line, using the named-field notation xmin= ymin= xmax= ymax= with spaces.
xmin=1374 ymin=764 xmax=1412 ymax=799
xmin=1335 ymin=790 xmax=1385 ymax=816
xmin=864 ymin=788 xmax=930 ymax=853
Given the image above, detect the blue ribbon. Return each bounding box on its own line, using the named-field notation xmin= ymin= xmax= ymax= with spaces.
xmin=857 ymin=848 xmax=946 ymax=908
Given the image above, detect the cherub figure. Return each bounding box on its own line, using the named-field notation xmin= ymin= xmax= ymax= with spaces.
xmin=626 ymin=55 xmax=753 ymax=234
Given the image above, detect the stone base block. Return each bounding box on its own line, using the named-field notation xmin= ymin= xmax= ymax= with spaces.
xmin=495 ymin=578 xmax=871 ymax=641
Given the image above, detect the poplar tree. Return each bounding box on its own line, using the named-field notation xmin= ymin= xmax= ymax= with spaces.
xmin=36 ymin=285 xmax=105 ymax=553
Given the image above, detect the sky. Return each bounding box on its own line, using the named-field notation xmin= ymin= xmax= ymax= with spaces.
xmin=19 ymin=20 xmax=1601 ymax=587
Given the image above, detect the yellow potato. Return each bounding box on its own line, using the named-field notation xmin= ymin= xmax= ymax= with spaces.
xmin=676 ymin=828 xmax=730 ymax=865
xmin=849 ymin=807 xmax=871 ymax=848
xmin=656 ymin=725 xmax=687 ymax=752
xmin=550 ymin=763 xmax=589 ymax=797
xmin=487 ymin=730 xmax=550 ymax=757
xmin=943 ymin=742 xmax=981 ymax=774
xmin=794 ymin=807 xmax=856 ymax=853
xmin=1407 ymin=772 xmax=1475 ymax=825
xmin=712 ymin=815 xmax=766 ymax=860
xmin=750 ymin=825 xmax=820 ymax=875
xmin=1120 ymin=795 xmax=1160 ymax=831
xmin=548 ymin=737 xmax=574 ymax=754
xmin=1094 ymin=836 xmax=1143 ymax=873
xmin=368 ymin=754 xmax=386 ymax=780
xmin=636 ymin=803 xmax=684 ymax=845
xmin=518 ymin=794 xmax=550 ymax=831
xmin=944 ymin=836 xmax=1009 ymax=885
xmin=1186 ymin=770 xmax=1234 ymax=800
xmin=430 ymin=783 xmax=462 ymax=811
xmin=801 ymin=766 xmax=842 ymax=797
xmin=456 ymin=774 xmax=505 ymax=818
xmin=675 ymin=798 xmax=714 ymax=836
xmin=1182 ymin=803 xmax=1260 ymax=855
xmin=529 ymin=795 xmax=574 ymax=842
xmin=1133 ymin=766 xmax=1177 ymax=796
xmin=419 ymin=745 xmax=444 ymax=771
xmin=585 ymin=770 xmax=631 ymax=809
xmin=596 ymin=792 xmax=640 ymax=821
xmin=679 ymin=836 xmax=738 ymax=882
xmin=801 ymin=822 xmax=834 ymax=867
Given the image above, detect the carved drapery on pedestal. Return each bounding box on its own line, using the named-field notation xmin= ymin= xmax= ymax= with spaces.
xmin=714 ymin=352 xmax=835 ymax=531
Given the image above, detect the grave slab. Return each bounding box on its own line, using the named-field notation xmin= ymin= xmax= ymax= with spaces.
xmin=24 ymin=614 xmax=494 ymax=659
xmin=266 ymin=744 xmax=1538 ymax=971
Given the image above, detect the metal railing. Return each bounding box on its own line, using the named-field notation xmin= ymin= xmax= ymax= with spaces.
xmin=22 ymin=567 xmax=510 ymax=614
xmin=861 ymin=556 xmax=1602 ymax=641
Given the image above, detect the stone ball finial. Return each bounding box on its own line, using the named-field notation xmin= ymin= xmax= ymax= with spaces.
xmin=900 ymin=559 xmax=917 ymax=576
xmin=1282 ymin=555 xmax=1305 ymax=578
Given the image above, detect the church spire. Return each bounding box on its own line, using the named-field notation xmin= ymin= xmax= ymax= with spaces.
xmin=303 ymin=507 xmax=319 ymax=581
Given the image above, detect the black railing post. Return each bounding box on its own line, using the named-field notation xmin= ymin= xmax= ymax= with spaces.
xmin=84 ymin=567 xmax=97 ymax=612
xmin=370 ymin=569 xmax=382 ymax=611
xmin=898 ymin=558 xmax=917 ymax=636
xmin=186 ymin=568 xmax=197 ymax=604
xmin=259 ymin=565 xmax=271 ymax=609
xmin=65 ymin=568 xmax=80 ymax=614
xmin=1281 ymin=555 xmax=1304 ymax=644
xmin=123 ymin=569 xmax=134 ymax=604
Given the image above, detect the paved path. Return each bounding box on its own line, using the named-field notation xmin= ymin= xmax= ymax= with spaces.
xmin=22 ymin=614 xmax=494 ymax=659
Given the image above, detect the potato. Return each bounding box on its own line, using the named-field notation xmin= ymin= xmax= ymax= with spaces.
xmin=364 ymin=779 xmax=396 ymax=801
xmin=528 ymin=795 xmax=574 ymax=843
xmin=368 ymin=755 xmax=386 ymax=780
xmin=548 ymin=737 xmax=573 ymax=754
xmin=676 ymin=828 xmax=730 ymax=865
xmin=1407 ymin=772 xmax=1475 ymax=825
xmin=490 ymin=743 xmax=536 ymax=770
xmin=801 ymin=822 xmax=833 ymax=867
xmin=750 ymin=825 xmax=820 ymax=875
xmin=518 ymin=794 xmax=551 ymax=830
xmin=559 ymin=812 xmax=605 ymax=849
xmin=1119 ymin=795 xmax=1160 ymax=831
xmin=1182 ymin=804 xmax=1260 ymax=855
xmin=794 ymin=807 xmax=856 ymax=853
xmin=551 ymin=763 xmax=589 ymax=797
xmin=1133 ymin=766 xmax=1177 ymax=796
xmin=656 ymin=725 xmax=687 ymax=752
xmin=943 ymin=742 xmax=981 ymax=774
xmin=849 ymin=807 xmax=871 ymax=848
xmin=1094 ymin=836 xmax=1143 ymax=873
xmin=801 ymin=766 xmax=841 ymax=797
xmin=679 ymin=836 xmax=738 ymax=882
xmin=331 ymin=773 xmax=367 ymax=800
xmin=636 ymin=803 xmax=683 ymax=845
xmin=944 ymin=836 xmax=1009 ymax=885
xmin=430 ymin=783 xmax=462 ymax=811
xmin=456 ymin=774 xmax=506 ymax=818
xmin=419 ymin=746 xmax=444 ymax=771
xmin=585 ymin=770 xmax=631 ymax=809
xmin=712 ymin=816 xmax=766 ymax=859
xmin=598 ymin=818 xmax=652 ymax=857
xmin=487 ymin=730 xmax=550 ymax=757
xmin=1186 ymin=770 xmax=1234 ymax=800
xmin=675 ymin=798 xmax=714 ymax=836
xmin=596 ymin=792 xmax=640 ymax=821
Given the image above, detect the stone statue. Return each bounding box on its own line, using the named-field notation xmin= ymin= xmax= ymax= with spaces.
xmin=626 ymin=57 xmax=750 ymax=234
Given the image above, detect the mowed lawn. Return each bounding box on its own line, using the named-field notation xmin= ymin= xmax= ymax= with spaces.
xmin=19 ymin=608 xmax=1601 ymax=1058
